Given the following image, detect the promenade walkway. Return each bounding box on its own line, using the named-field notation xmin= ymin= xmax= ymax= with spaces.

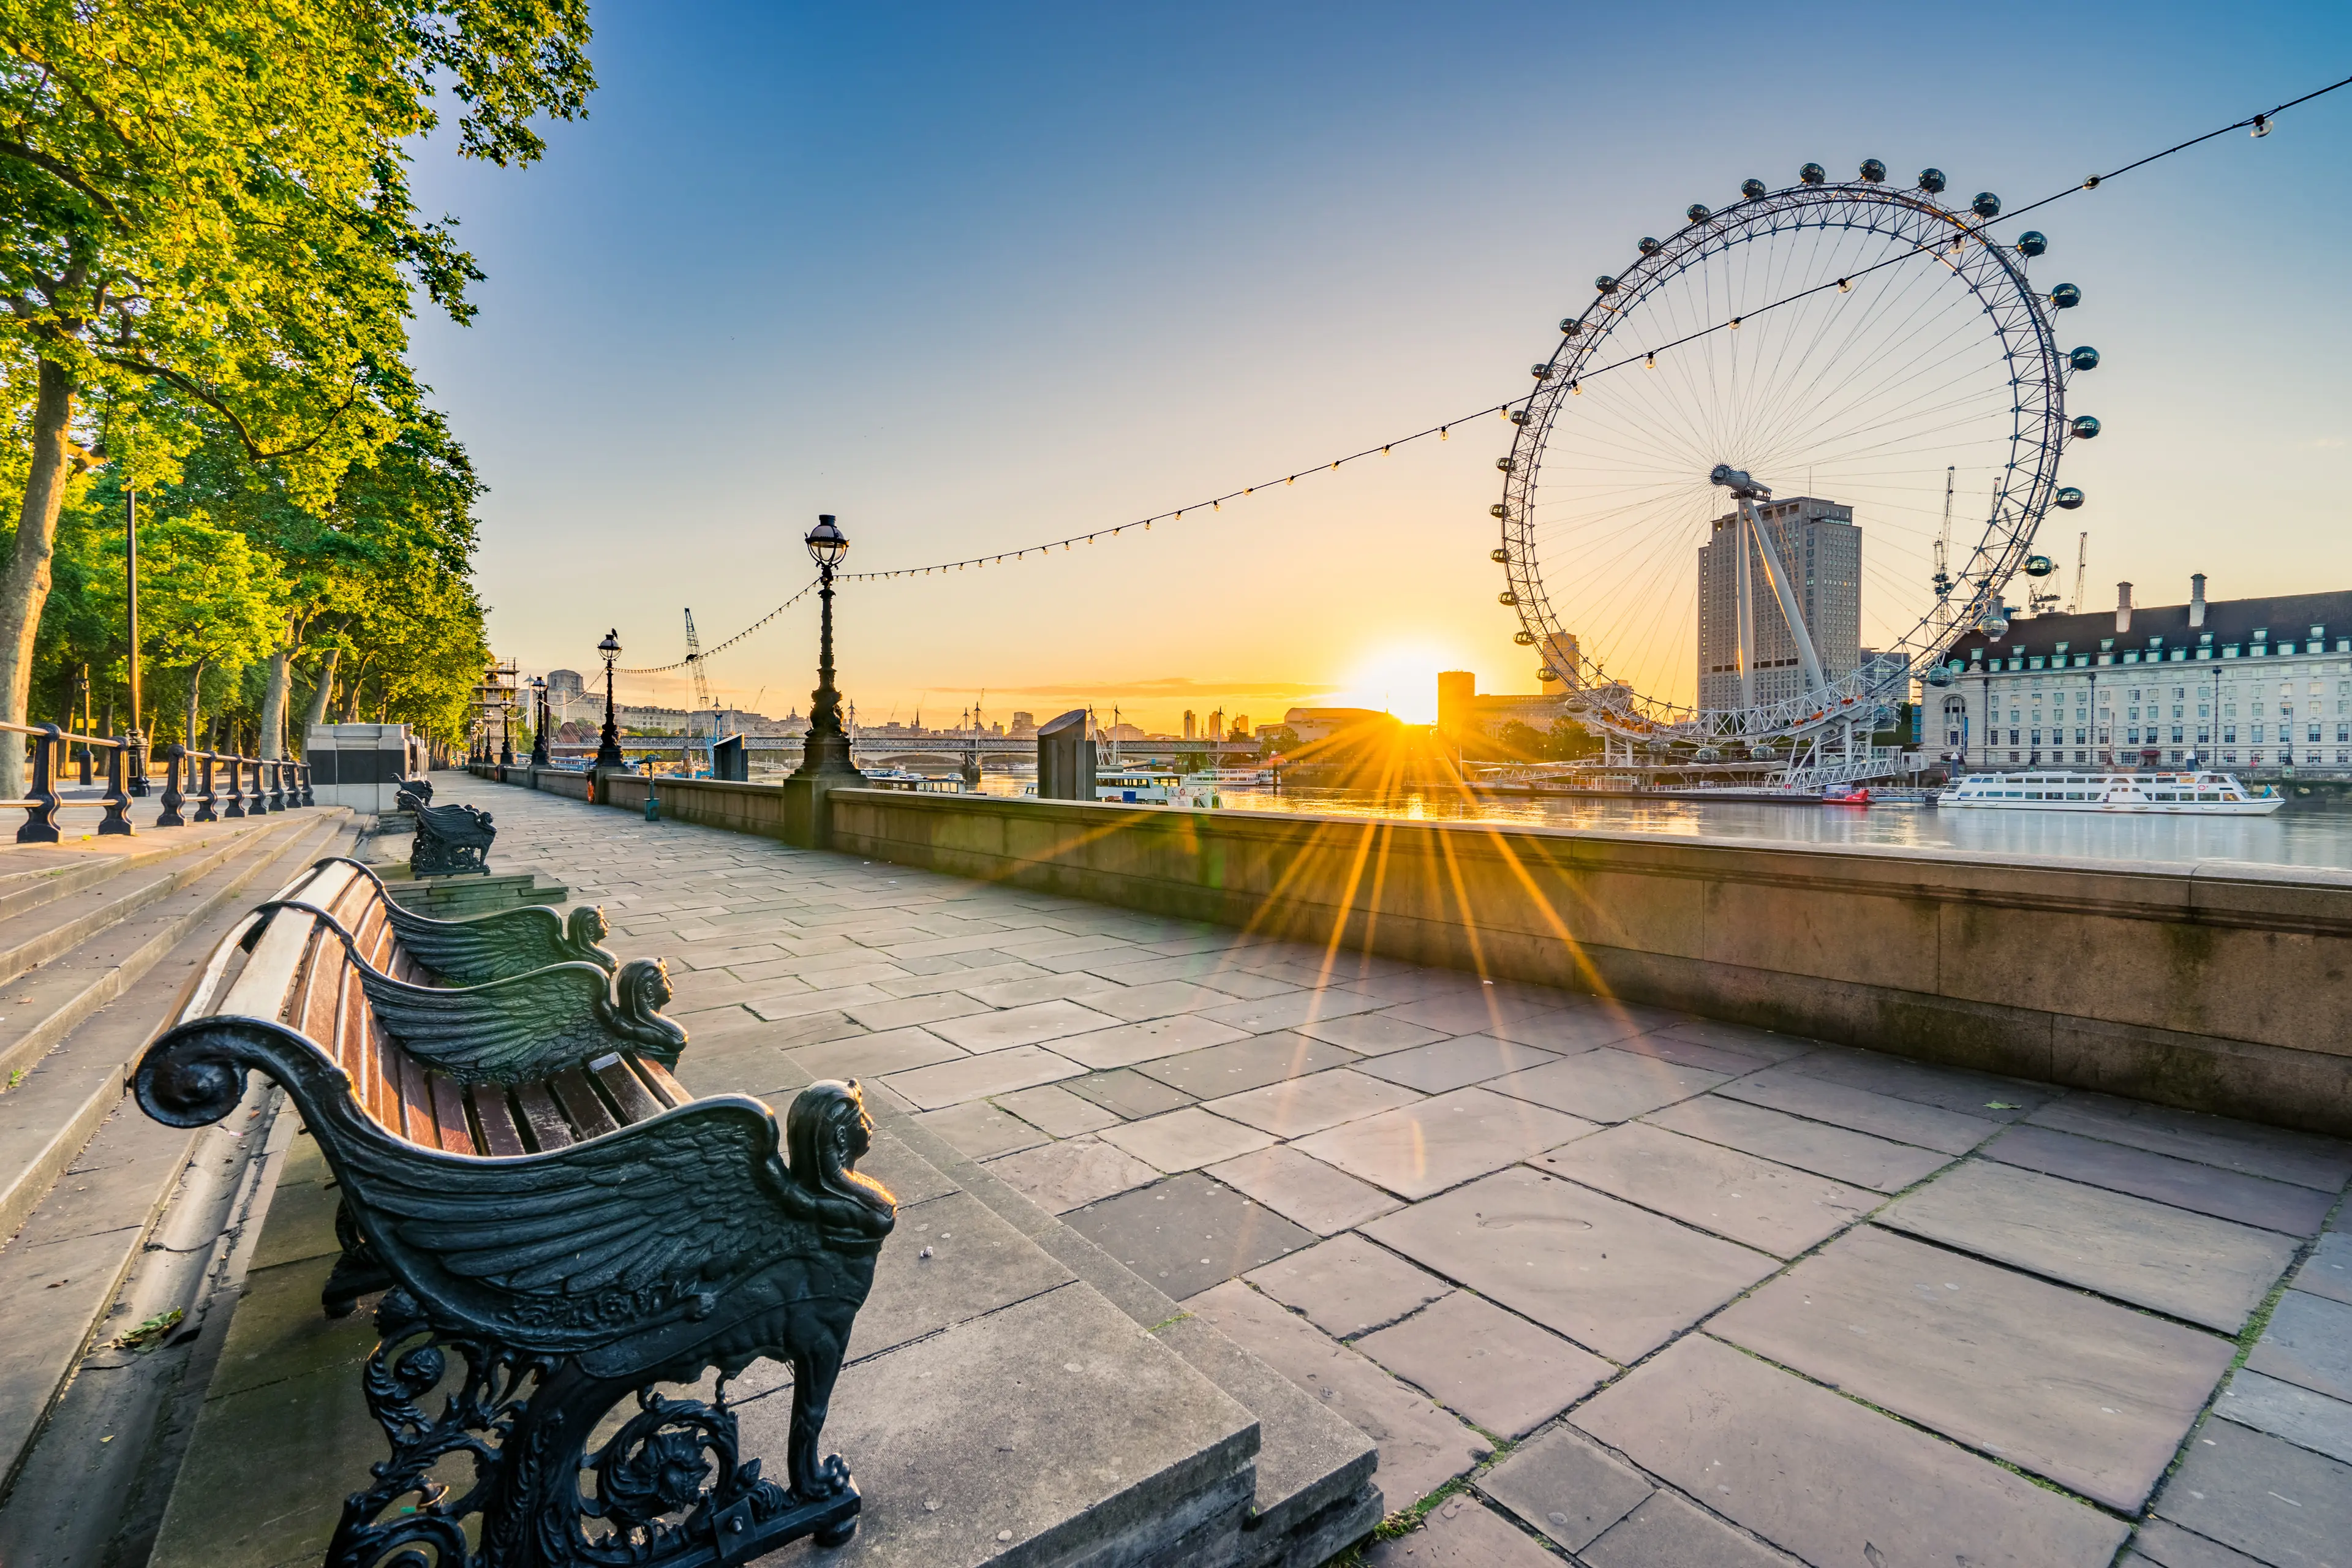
xmin=426 ymin=782 xmax=2352 ymax=1563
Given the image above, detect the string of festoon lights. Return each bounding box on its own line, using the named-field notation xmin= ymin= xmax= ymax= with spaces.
xmin=619 ymin=72 xmax=2350 ymax=679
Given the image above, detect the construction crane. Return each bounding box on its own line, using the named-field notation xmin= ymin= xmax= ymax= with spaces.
xmin=1931 ymin=466 xmax=1954 ymax=600
xmin=683 ymin=609 xmax=714 ymax=712
xmin=2065 ymin=532 xmax=2089 ymax=614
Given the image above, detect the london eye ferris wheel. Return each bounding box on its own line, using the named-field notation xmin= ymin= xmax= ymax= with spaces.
xmin=1493 ymin=160 xmax=2099 ymax=756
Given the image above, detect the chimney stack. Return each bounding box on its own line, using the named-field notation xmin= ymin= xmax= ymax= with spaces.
xmin=2116 ymin=582 xmax=2133 ymax=634
xmin=2189 ymin=573 xmax=2207 ymax=628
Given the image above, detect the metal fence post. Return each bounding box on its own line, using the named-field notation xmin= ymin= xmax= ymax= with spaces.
xmin=17 ymin=725 xmax=61 ymax=843
xmin=194 ymin=751 xmax=219 ymax=823
xmin=157 ymin=743 xmax=187 ymax=827
xmin=98 ymin=737 xmax=134 ymax=835
xmin=268 ymin=760 xmax=288 ymax=812
xmin=224 ymin=756 xmax=246 ymax=819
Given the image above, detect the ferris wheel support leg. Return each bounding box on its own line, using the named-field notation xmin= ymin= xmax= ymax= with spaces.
xmin=1739 ymin=499 xmax=1828 ymax=695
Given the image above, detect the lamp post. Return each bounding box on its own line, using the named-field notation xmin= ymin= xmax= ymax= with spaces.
xmin=529 ymin=677 xmax=551 ymax=766
xmin=594 ymin=630 xmax=626 ymax=771
xmin=496 ymin=666 xmax=514 ymax=766
xmin=791 ymin=516 xmax=861 ymax=780
xmin=126 ymin=487 xmax=148 ymax=796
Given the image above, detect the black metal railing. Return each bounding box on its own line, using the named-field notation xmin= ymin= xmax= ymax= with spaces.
xmin=3 ymin=723 xmax=314 ymax=843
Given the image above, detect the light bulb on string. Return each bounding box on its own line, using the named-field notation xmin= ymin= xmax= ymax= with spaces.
xmin=1646 ymin=352 xmax=1656 ymax=369
xmin=1440 ymin=426 xmax=1449 ymax=440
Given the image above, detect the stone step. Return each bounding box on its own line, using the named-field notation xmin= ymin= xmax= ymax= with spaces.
xmin=0 ymin=813 xmax=310 ymax=993
xmin=0 ymin=834 xmax=227 ymax=925
xmin=0 ymin=813 xmax=351 ymax=1246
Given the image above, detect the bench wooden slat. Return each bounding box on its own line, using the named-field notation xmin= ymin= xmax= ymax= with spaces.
xmin=549 ymin=1067 xmax=622 ymax=1140
xmin=393 ymin=1044 xmax=438 ymax=1147
xmin=470 ymin=1087 xmax=529 ymax=1157
xmin=426 ymin=1072 xmax=477 ymax=1155
xmin=511 ymin=1081 xmax=576 ymax=1152
xmin=630 ymin=1057 xmax=692 ymax=1109
xmin=298 ymin=927 xmax=343 ymax=1051
xmin=593 ymin=1058 xmax=665 ymax=1124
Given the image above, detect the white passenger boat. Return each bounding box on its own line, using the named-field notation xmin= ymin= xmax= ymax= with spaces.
xmin=1942 ymin=770 xmax=2282 ymax=815
xmin=1021 ymin=769 xmax=1225 ymax=809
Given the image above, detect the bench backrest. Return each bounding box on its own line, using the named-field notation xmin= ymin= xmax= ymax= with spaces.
xmin=183 ymin=859 xmax=693 ymax=1159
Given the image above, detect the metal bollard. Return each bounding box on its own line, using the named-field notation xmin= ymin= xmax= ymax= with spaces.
xmin=223 ymin=756 xmax=247 ymax=819
xmin=17 ymin=725 xmax=61 ymax=844
xmin=156 ymin=743 xmax=187 ymax=827
xmin=97 ymin=737 xmax=134 ymax=835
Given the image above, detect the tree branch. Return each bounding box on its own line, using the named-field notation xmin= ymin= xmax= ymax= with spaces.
xmin=92 ymin=351 xmax=362 ymax=463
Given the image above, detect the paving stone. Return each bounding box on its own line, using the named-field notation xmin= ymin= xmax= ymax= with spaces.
xmin=1204 ymin=1145 xmax=1403 ymax=1235
xmin=1292 ymin=1012 xmax=1450 ymax=1056
xmin=1654 ymin=1018 xmax=1820 ymax=1063
xmin=875 ymin=960 xmax=1053 ymax=997
xmin=929 ymin=997 xmax=1124 ymax=1053
xmin=1362 ymin=1496 xmax=1559 ymax=1566
xmin=2157 ymin=1415 xmax=2352 ymax=1568
xmin=2247 ymin=1288 xmax=2352 ymax=1401
xmin=786 ymin=1025 xmax=967 ymax=1080
xmin=1488 ymin=1000 xmax=1662 ymax=1053
xmin=839 ymin=992 xmax=990 ymax=1031
xmin=1535 ymin=1123 xmax=1877 ymax=1258
xmin=1292 ymin=1087 xmax=1598 ymax=1202
xmin=1792 ymin=1046 xmax=2056 ymax=1120
xmin=1357 ymin=1289 xmax=1610 ymax=1437
xmin=1645 ymin=1093 xmax=1954 ymax=1192
xmin=1713 ymin=1224 xmax=2236 ymax=1510
xmin=1477 ymin=1423 xmax=1653 ymax=1551
xmin=1065 ymin=1068 xmax=1197 ymax=1120
xmin=1353 ymin=1036 xmax=1562 ymax=1094
xmin=1487 ymin=1047 xmax=1728 ymax=1123
xmin=957 ymin=970 xmax=1126 ymax=1008
xmin=1605 ymin=1030 xmax=1779 ymax=1077
xmin=1184 ymin=1279 xmax=1489 ymax=1510
xmin=854 ymin=1191 xmax=1079 ymax=1360
xmin=2130 ymin=1518 xmax=2268 ymax=1568
xmin=911 ymin=1101 xmax=1050 ymax=1160
xmin=1362 ymin=1166 xmax=1776 ymax=1362
xmin=1575 ymin=1333 xmax=2130 ymax=1568
xmin=1986 ymin=1123 xmax=2337 ymax=1235
xmin=1195 ymin=989 xmax=1386 ymax=1035
xmin=2215 ymin=1369 xmax=2352 ymax=1466
xmin=742 ymin=981 xmax=894 ymax=1020
xmin=2293 ymin=1231 xmax=2352 ymax=1305
xmin=1084 ymin=952 xmax=1256 ymax=986
xmin=1375 ymin=990 xmax=1560 ymax=1038
xmin=880 ymin=1043 xmax=1087 ymax=1110
xmin=1063 ymin=1171 xmax=1316 ymax=1298
xmin=1194 ymin=967 xmax=1308 ymax=1000
xmin=1050 ymin=1013 xmax=1256 ymax=1070
xmin=1086 ymin=979 xmax=1237 ymax=1021
xmin=1133 ymin=1032 xmax=1361 ymax=1098
xmin=1206 ymin=1068 xmax=1425 ymax=1139
xmin=1717 ymin=1068 xmax=2006 ymax=1153
xmin=1580 ymin=1491 xmax=1795 ymax=1567
xmin=1244 ymin=1232 xmax=1452 ymax=1336
xmin=2028 ymin=1092 xmax=2352 ymax=1193
xmin=1882 ymin=1161 xmax=2301 ymax=1333
xmin=984 ymin=1136 xmax=1162 ymax=1213
xmin=1097 ymin=1107 xmax=1277 ymax=1172
xmin=992 ymin=1082 xmax=1121 ymax=1137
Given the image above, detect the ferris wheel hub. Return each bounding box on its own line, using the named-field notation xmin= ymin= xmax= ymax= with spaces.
xmin=1708 ymin=464 xmax=1771 ymax=501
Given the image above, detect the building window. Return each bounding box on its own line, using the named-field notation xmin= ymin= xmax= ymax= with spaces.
xmin=2312 ymin=725 xmax=2324 ymax=744
xmin=2171 ymin=727 xmax=2184 ymax=744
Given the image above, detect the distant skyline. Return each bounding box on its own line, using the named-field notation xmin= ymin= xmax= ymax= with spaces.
xmin=409 ymin=3 xmax=2352 ymax=728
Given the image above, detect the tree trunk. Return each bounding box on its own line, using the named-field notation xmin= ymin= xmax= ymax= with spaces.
xmin=258 ymin=640 xmax=293 ymax=759
xmin=0 ymin=358 xmax=78 ymax=797
xmin=301 ymin=644 xmax=341 ymax=740
xmin=184 ymin=660 xmax=206 ymax=749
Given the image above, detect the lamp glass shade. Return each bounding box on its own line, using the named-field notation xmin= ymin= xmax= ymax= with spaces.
xmin=806 ymin=514 xmax=849 ymax=567
xmin=598 ymin=630 xmax=621 ymax=659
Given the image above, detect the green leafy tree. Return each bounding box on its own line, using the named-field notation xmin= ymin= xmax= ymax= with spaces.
xmin=0 ymin=0 xmax=591 ymax=790
xmin=139 ymin=515 xmax=285 ymax=747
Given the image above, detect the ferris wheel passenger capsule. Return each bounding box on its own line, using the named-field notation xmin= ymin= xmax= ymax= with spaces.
xmin=2055 ymin=486 xmax=2086 ymax=510
xmin=1740 ymin=179 xmax=1767 ymax=198
xmin=1532 ymin=362 xmax=1555 ymax=378
xmin=1498 ymin=592 xmax=1518 ymax=606
xmin=2016 ymin=230 xmax=2048 ymax=257
xmin=1799 ymin=163 xmax=1826 ymax=186
xmin=1496 ymin=456 xmax=1515 ymax=472
xmin=1918 ymin=167 xmax=1948 ymax=193
xmin=1559 ymin=318 xmax=1583 ymax=336
xmin=2070 ymin=415 xmax=2101 ymax=439
xmin=1693 ymin=747 xmax=1721 ymax=763
xmin=1978 ymin=609 xmax=2010 ymax=641
xmin=1859 ymin=159 xmax=1887 ymax=182
xmin=1510 ymin=409 xmax=1531 ymax=425
xmin=1594 ymin=276 xmax=1618 ymax=295
xmin=1926 ymin=665 xmax=1956 ymax=688
xmin=1638 ymin=236 xmax=1663 ymax=255
xmin=1972 ymin=191 xmax=2002 ymax=217
xmin=2049 ymin=283 xmax=2082 ymax=309
xmin=1491 ymin=504 xmax=1509 ymax=518
xmin=2024 ymin=554 xmax=2055 ymax=577
xmin=1514 ymin=630 xmax=1536 ymax=646
xmin=2068 ymin=345 xmax=2100 ymax=371
xmin=1686 ymin=203 xmax=1712 ymax=223
xmin=1490 ymin=548 xmax=1509 ymax=563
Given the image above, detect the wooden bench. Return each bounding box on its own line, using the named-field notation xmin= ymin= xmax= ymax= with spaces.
xmin=134 ymin=859 xmax=898 ymax=1567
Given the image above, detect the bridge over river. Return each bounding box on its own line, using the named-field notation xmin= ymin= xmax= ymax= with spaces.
xmin=548 ymin=733 xmax=1264 ymax=769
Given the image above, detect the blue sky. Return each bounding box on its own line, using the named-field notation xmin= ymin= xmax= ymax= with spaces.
xmin=409 ymin=2 xmax=2352 ymax=727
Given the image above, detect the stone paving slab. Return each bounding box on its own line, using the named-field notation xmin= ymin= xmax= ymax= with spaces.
xmin=1986 ymin=1122 xmax=2339 ymax=1235
xmin=1098 ymin=1107 xmax=1278 ymax=1173
xmin=1291 ymin=1012 xmax=1450 ymax=1055
xmin=1063 ymin=1172 xmax=1317 ymax=1300
xmin=1532 ymin=1121 xmax=1879 ymax=1259
xmin=1717 ymin=1066 xmax=2002 ymax=1153
xmin=1644 ymin=1093 xmax=1954 ymax=1192
xmin=1350 ymin=1035 xmax=1562 ymax=1094
xmin=1653 ymin=1017 xmax=1819 ymax=1063
xmin=1362 ymin=1166 xmax=1777 ymax=1363
xmin=1204 ymin=1145 xmax=1403 ymax=1235
xmin=1574 ymin=1333 xmax=2132 ymax=1568
xmin=1711 ymin=1225 xmax=2236 ymax=1510
xmin=1582 ymin=1490 xmax=1798 ymax=1567
xmin=2245 ymin=1288 xmax=2352 ymax=1401
xmin=2215 ymin=1368 xmax=2352 ymax=1465
xmin=992 ymin=1082 xmax=1120 ymax=1137
xmin=1487 ymin=1047 xmax=1728 ymax=1123
xmin=984 ymin=1135 xmax=1161 ymax=1213
xmin=2128 ymin=1518 xmax=2269 ymax=1568
xmin=1205 ymin=1068 xmax=1424 ymax=1138
xmin=1066 ymin=1067 xmax=1197 ymax=1119
xmin=1134 ymin=1033 xmax=1361 ymax=1098
xmin=1488 ymin=1000 xmax=1666 ymax=1053
xmin=1291 ymin=1087 xmax=1597 ymax=1202
xmin=853 ymin=1189 xmax=1078 ymax=1360
xmin=1196 ymin=989 xmax=1387 ymax=1035
xmin=880 ymin=1042 xmax=1087 ymax=1109
xmin=913 ymin=1101 xmax=1051 ymax=1159
xmin=930 ymin=997 xmax=1125 ymax=1052
xmin=791 ymin=1025 xmax=968 ymax=1079
xmin=1882 ymin=1161 xmax=2301 ymax=1333
xmin=2027 ymin=1092 xmax=2352 ymax=1192
xmin=1477 ymin=1423 xmax=1653 ymax=1551
xmin=1355 ymin=1288 xmax=1610 ymax=1438
xmin=1376 ymin=990 xmax=1559 ymax=1036
xmin=2292 ymin=1231 xmax=2352 ymax=1305
xmin=1051 ymin=1014 xmax=1254 ymax=1071
xmin=1362 ymin=1496 xmax=1558 ymax=1566
xmin=2155 ymin=1416 xmax=2352 ymax=1568
xmin=1607 ymin=1029 xmax=1782 ymax=1077
xmin=1185 ymin=1279 xmax=1490 ymax=1510
xmin=1090 ymin=979 xmax=1248 ymax=1021
xmin=960 ymin=970 xmax=1127 ymax=1008
xmin=1244 ymin=1231 xmax=1451 ymax=1337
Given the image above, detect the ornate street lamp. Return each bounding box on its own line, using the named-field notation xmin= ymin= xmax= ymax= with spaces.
xmin=791 ymin=516 xmax=862 ymax=781
xmin=495 ymin=664 xmax=514 ymax=766
xmin=594 ymin=630 xmax=627 ymax=771
xmin=529 ymin=676 xmax=551 ymax=766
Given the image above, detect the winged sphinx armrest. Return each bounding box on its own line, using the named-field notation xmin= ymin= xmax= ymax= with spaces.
xmin=312 ymin=856 xmax=619 ymax=983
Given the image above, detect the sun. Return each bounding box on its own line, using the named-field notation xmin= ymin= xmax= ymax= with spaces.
xmin=1318 ymin=641 xmax=1475 ymax=725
